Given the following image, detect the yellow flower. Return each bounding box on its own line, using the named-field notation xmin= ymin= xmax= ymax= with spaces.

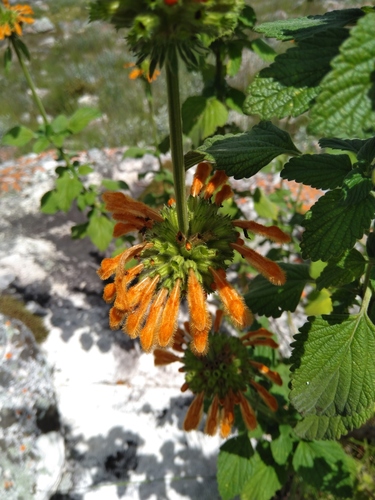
xmin=154 ymin=311 xmax=282 ymax=437
xmin=0 ymin=0 xmax=34 ymax=40
xmin=97 ymin=163 xmax=290 ymax=355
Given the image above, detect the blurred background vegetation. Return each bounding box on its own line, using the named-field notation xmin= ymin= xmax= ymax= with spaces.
xmin=0 ymin=0 xmax=365 ymax=155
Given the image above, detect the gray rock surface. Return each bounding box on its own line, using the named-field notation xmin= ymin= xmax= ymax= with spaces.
xmin=0 ymin=149 xmax=221 ymax=500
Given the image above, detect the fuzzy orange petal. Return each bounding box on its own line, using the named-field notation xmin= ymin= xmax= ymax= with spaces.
xmin=158 ymin=280 xmax=181 ymax=347
xmin=232 ymin=220 xmax=291 ymax=244
xmin=109 ymin=307 xmax=126 ymax=330
xmin=231 ymin=243 xmax=286 ymax=286
xmin=153 ymin=348 xmax=182 ymax=366
xmin=204 ymin=395 xmax=220 ymax=436
xmin=190 ymin=322 xmax=210 ymax=356
xmin=210 ymin=267 xmax=253 ymax=329
xmin=243 ymin=338 xmax=279 ymax=349
xmin=204 ymin=170 xmax=229 ymax=199
xmin=124 ymin=275 xmax=159 ymax=338
xmin=139 ymin=287 xmax=168 ymax=351
xmin=213 ymin=309 xmax=224 ymax=333
xmin=241 ymin=328 xmax=274 ymax=341
xmin=188 ymin=268 xmax=210 ymax=333
xmin=220 ymin=394 xmax=235 ymax=438
xmin=103 ymin=283 xmax=116 ymax=304
xmin=249 ymin=361 xmax=283 ymax=386
xmin=183 ymin=392 xmax=205 ymax=431
xmin=190 ymin=162 xmax=212 ymax=196
xmin=250 ymin=380 xmax=278 ymax=412
xmin=214 ymin=185 xmax=233 ymax=206
xmin=237 ymin=392 xmax=257 ymax=431
xmin=97 ymin=252 xmax=123 ymax=280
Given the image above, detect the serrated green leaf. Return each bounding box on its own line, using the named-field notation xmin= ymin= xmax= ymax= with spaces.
xmin=294 ymin=406 xmax=374 ymax=440
xmin=2 ymin=126 xmax=35 ymax=147
xmin=342 ymin=170 xmax=373 ymax=204
xmin=270 ymin=425 xmax=294 ymax=466
xmin=51 ymin=114 xmax=69 ymax=134
xmin=292 ymin=440 xmax=356 ymax=496
xmin=217 ymin=435 xmax=254 ymax=500
xmin=244 ymin=29 xmax=348 ymax=119
xmin=254 ymin=9 xmax=364 ymax=41
xmin=40 ymin=190 xmax=59 ymax=214
xmin=290 ymin=313 xmax=375 ymax=417
xmin=67 ymin=107 xmax=101 ymax=134
xmin=33 ymin=136 xmax=50 ymax=154
xmin=101 ymin=179 xmax=129 ymax=190
xmin=316 ymin=248 xmax=366 ymax=290
xmin=86 ymin=213 xmax=114 ymax=251
xmin=78 ymin=164 xmax=94 ymax=175
xmin=309 ymin=12 xmax=375 ymax=138
xmin=319 ymin=137 xmax=369 ymax=153
xmin=241 ymin=451 xmax=283 ymax=500
xmin=182 ymin=96 xmax=228 ymax=146
xmin=55 ymin=171 xmax=83 ymax=212
xmin=251 ymin=38 xmax=276 ymax=62
xmin=301 ymin=189 xmax=375 ymax=261
xmin=245 ymin=263 xmax=311 ymax=318
xmin=281 ymin=153 xmax=352 ymax=189
xmin=192 ymin=121 xmax=300 ymax=180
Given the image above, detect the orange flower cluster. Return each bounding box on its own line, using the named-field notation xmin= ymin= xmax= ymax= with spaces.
xmin=0 ymin=0 xmax=34 ymax=40
xmin=97 ymin=162 xmax=290 ymax=355
xmin=124 ymin=62 xmax=160 ymax=83
xmin=154 ymin=312 xmax=282 ymax=437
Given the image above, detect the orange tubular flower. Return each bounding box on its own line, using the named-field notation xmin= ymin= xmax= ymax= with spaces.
xmin=153 ymin=311 xmax=282 ymax=438
xmin=0 ymin=0 xmax=34 ymax=40
xmin=98 ymin=161 xmax=290 ymax=355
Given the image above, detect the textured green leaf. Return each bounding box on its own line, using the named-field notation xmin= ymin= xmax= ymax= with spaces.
xmin=244 ymin=29 xmax=348 ymax=119
xmin=71 ymin=222 xmax=89 ymax=239
xmin=319 ymin=137 xmax=368 ymax=154
xmin=281 ymin=153 xmax=352 ymax=189
xmin=123 ymin=146 xmax=155 ymax=159
xmin=2 ymin=126 xmax=35 ymax=147
xmin=182 ymin=96 xmax=228 ymax=146
xmin=217 ymin=435 xmax=253 ymax=500
xmin=86 ymin=213 xmax=114 ymax=251
xmin=254 ymin=9 xmax=364 ymax=41
xmin=301 ymin=189 xmax=375 ymax=261
xmin=77 ymin=164 xmax=94 ymax=175
xmin=241 ymin=451 xmax=283 ymax=500
xmin=227 ymin=41 xmax=243 ymax=77
xmin=292 ymin=440 xmax=356 ymax=496
xmin=316 ymin=248 xmax=366 ymax=290
xmin=55 ymin=171 xmax=83 ymax=212
xmin=309 ymin=12 xmax=375 ymax=138
xmin=225 ymin=87 xmax=246 ymax=114
xmin=294 ymin=406 xmax=374 ymax=440
xmin=290 ymin=313 xmax=375 ymax=417
xmin=192 ymin=121 xmax=300 ymax=179
xmin=245 ymin=263 xmax=311 ymax=318
xmin=270 ymin=425 xmax=294 ymax=466
xmin=67 ymin=107 xmax=101 ymax=134
xmin=253 ymin=187 xmax=279 ymax=219
xmin=342 ymin=170 xmax=373 ymax=204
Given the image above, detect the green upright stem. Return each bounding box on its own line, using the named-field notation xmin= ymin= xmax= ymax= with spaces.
xmin=166 ymin=59 xmax=189 ymax=236
xmin=11 ymin=36 xmax=49 ymax=127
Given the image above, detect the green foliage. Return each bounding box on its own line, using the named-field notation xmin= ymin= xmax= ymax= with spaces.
xmin=184 ymin=121 xmax=301 ymax=178
xmin=290 ymin=310 xmax=375 ymax=439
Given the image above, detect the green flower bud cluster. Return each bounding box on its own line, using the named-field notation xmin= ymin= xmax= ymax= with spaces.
xmin=141 ymin=195 xmax=238 ymax=292
xmin=184 ymin=333 xmax=252 ymax=399
xmin=89 ymin=0 xmax=244 ymax=73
